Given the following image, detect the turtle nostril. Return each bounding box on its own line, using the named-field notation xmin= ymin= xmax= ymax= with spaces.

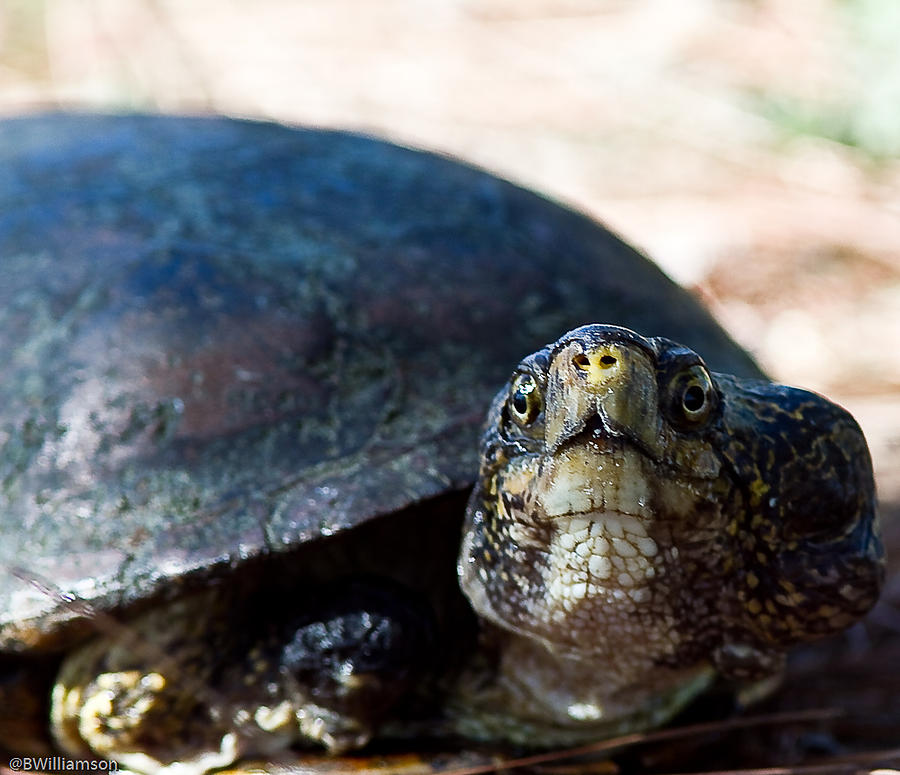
xmin=573 ymin=354 xmax=590 ymax=371
xmin=573 ymin=352 xmax=617 ymax=373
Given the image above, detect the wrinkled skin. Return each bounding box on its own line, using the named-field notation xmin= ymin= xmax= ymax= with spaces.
xmin=51 ymin=325 xmax=883 ymax=770
xmin=456 ymin=324 xmax=883 ymax=745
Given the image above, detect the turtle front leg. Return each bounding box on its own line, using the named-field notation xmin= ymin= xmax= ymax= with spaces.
xmin=49 ymin=590 xmax=254 ymax=774
xmin=50 ymin=581 xmax=436 ymax=773
xmin=269 ymin=578 xmax=438 ymax=753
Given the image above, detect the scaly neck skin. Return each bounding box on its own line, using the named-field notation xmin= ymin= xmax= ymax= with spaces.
xmin=447 ymin=623 xmax=715 ymax=746
xmin=455 ymin=497 xmax=721 ymax=746
xmin=453 ymin=430 xmax=730 ymax=744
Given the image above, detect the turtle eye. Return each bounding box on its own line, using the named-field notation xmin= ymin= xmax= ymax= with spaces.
xmin=509 ymin=373 xmax=541 ymax=426
xmin=666 ymin=365 xmax=716 ymax=428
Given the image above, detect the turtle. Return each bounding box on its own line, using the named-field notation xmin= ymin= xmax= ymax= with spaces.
xmin=0 ymin=114 xmax=883 ymax=774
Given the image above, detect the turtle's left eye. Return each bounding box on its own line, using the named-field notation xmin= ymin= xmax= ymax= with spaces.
xmin=666 ymin=365 xmax=716 ymax=429
xmin=509 ymin=373 xmax=541 ymax=426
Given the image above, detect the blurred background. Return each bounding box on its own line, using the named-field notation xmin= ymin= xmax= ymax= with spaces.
xmin=0 ymin=1 xmax=897 ymax=478
xmin=0 ymin=0 xmax=898 ymax=760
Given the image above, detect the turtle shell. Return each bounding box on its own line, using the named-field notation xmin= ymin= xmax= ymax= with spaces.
xmin=0 ymin=113 xmax=762 ymax=651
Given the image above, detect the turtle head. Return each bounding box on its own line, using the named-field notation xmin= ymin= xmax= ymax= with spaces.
xmin=459 ymin=323 xmax=883 ymax=677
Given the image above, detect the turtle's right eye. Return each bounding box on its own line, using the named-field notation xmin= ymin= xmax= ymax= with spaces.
xmin=662 ymin=364 xmax=717 ymax=430
xmin=509 ymin=373 xmax=541 ymax=426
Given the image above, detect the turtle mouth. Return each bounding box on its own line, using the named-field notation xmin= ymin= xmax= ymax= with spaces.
xmin=549 ymin=413 xmax=618 ymax=458
xmin=564 ymin=413 xmax=661 ymax=463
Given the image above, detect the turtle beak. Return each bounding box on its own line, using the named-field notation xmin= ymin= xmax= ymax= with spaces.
xmin=543 ymin=335 xmax=663 ymax=458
